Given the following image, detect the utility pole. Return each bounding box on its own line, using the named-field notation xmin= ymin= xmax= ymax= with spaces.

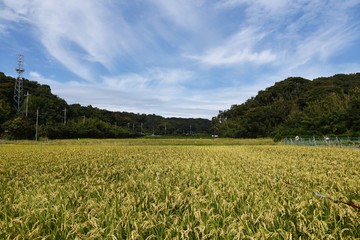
xmin=165 ymin=123 xmax=167 ymax=135
xmin=63 ymin=108 xmax=67 ymax=126
xmin=83 ymin=115 xmax=85 ymax=123
xmin=25 ymin=91 xmax=30 ymax=117
xmin=35 ymin=108 xmax=39 ymax=141
xmin=141 ymin=122 xmax=143 ymax=135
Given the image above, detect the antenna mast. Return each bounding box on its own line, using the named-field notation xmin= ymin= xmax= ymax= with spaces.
xmin=14 ymin=54 xmax=25 ymax=113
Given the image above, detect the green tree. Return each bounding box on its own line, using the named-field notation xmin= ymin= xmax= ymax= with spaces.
xmin=2 ymin=116 xmax=35 ymax=140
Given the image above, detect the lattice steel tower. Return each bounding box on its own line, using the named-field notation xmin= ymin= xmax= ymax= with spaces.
xmin=14 ymin=54 xmax=25 ymax=113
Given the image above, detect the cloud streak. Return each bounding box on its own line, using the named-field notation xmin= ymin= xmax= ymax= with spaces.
xmin=2 ymin=0 xmax=141 ymax=80
xmin=188 ymin=27 xmax=277 ymax=66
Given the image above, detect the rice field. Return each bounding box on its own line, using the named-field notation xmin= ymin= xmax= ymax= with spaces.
xmin=0 ymin=139 xmax=359 ymax=239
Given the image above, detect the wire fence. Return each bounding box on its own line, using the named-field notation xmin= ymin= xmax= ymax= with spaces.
xmin=284 ymin=136 xmax=360 ymax=148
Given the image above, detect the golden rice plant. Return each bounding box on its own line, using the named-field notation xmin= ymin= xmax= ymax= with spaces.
xmin=0 ymin=139 xmax=359 ymax=239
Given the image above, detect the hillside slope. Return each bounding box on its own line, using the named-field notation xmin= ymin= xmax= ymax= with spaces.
xmin=212 ymin=73 xmax=360 ymax=140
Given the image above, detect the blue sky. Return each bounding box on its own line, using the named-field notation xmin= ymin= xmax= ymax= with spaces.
xmin=1 ymin=0 xmax=360 ymax=119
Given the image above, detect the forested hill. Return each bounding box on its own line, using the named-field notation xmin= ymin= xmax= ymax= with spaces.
xmin=212 ymin=73 xmax=360 ymax=140
xmin=0 ymin=72 xmax=211 ymax=139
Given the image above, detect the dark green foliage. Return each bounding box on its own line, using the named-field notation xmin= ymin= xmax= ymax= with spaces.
xmin=2 ymin=116 xmax=35 ymax=139
xmin=46 ymin=119 xmax=138 ymax=139
xmin=0 ymin=72 xmax=211 ymax=139
xmin=213 ymin=73 xmax=360 ymax=140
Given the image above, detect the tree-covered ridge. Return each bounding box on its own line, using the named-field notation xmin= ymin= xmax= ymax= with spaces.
xmin=0 ymin=72 xmax=211 ymax=139
xmin=212 ymin=73 xmax=360 ymax=140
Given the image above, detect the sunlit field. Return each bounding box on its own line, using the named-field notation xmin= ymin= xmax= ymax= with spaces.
xmin=0 ymin=139 xmax=359 ymax=239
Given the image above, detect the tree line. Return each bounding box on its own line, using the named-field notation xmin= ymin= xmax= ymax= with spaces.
xmin=212 ymin=73 xmax=360 ymax=140
xmin=3 ymin=71 xmax=359 ymax=141
xmin=0 ymin=72 xmax=211 ymax=140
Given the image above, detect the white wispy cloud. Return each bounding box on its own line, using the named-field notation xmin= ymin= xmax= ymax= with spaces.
xmin=2 ymin=0 xmax=140 ymax=80
xmin=149 ymin=0 xmax=205 ymax=32
xmin=211 ymin=0 xmax=360 ymax=76
xmin=0 ymin=3 xmax=24 ymax=34
xmin=271 ymin=0 xmax=360 ymax=78
xmin=0 ymin=6 xmax=22 ymax=22
xmin=188 ymin=27 xmax=277 ymax=66
xmin=216 ymin=0 xmax=290 ymax=16
xmin=103 ymin=68 xmax=193 ymax=89
xmin=146 ymin=68 xmax=194 ymax=85
xmin=291 ymin=26 xmax=356 ymax=69
xmin=30 ymin=69 xmax=218 ymax=118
